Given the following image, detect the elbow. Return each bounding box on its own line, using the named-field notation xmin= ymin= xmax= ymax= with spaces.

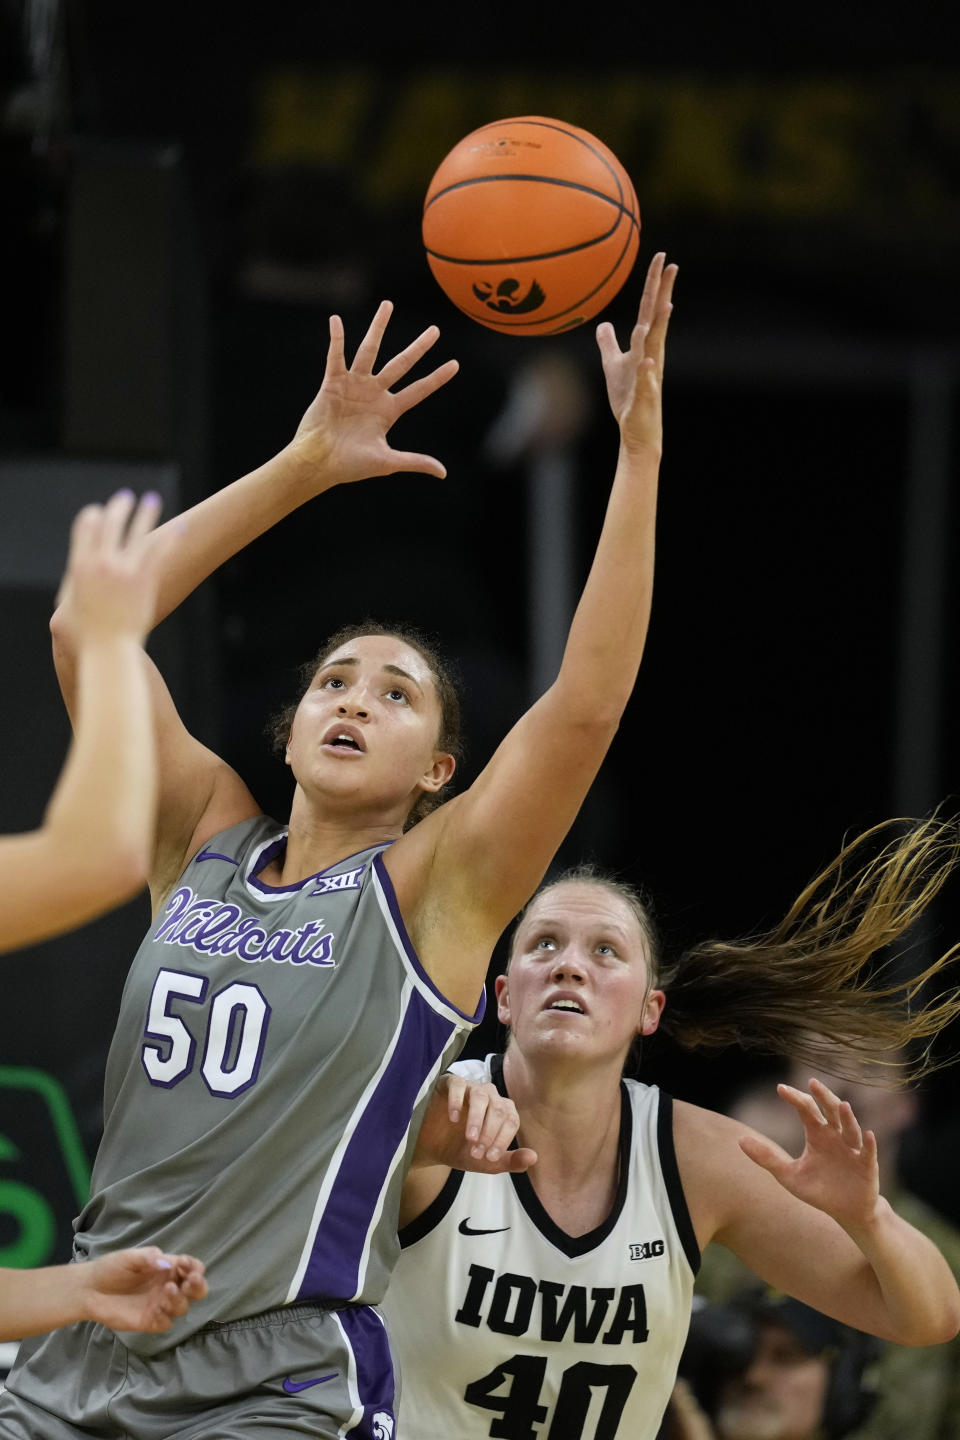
xmin=898 ymin=1295 xmax=960 ymax=1348
xmin=580 ymin=710 xmax=623 ymax=748
xmin=37 ymin=840 xmax=150 ymax=943
xmin=49 ymin=600 xmax=74 ymax=650
xmin=928 ymin=1281 xmax=960 ymax=1346
xmin=108 ymin=840 xmax=152 ymax=902
xmin=550 ymin=681 xmax=625 ymax=741
xmin=928 ymin=1295 xmax=960 ymax=1346
xmin=77 ymin=839 xmax=150 ymax=914
xmin=49 ymin=602 xmax=79 ymax=688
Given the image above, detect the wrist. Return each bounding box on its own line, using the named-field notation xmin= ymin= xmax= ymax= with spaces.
xmin=618 ymin=435 xmax=662 ymax=467
xmin=282 ymin=430 xmax=346 ymax=495
xmin=74 ymin=1262 xmax=99 ymax=1324
xmin=76 ymin=630 xmax=146 ymax=664
xmin=841 ymin=1193 xmax=894 ymax=1247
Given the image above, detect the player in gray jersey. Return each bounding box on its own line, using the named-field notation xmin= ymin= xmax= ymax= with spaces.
xmin=386 ymin=863 xmax=960 ymax=1440
xmin=0 ymin=256 xmax=676 ymax=1440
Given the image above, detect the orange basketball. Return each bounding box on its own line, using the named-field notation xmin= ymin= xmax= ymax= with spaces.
xmin=422 ymin=116 xmax=640 ymax=337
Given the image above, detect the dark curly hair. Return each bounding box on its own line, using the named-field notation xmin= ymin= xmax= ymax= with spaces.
xmin=266 ymin=620 xmax=464 ymax=829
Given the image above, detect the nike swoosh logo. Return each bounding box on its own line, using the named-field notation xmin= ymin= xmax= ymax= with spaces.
xmin=283 ymin=1373 xmax=338 ymax=1393
xmin=458 ymin=1219 xmax=511 ymax=1236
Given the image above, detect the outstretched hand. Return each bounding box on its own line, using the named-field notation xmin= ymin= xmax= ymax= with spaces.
xmin=738 ymin=1078 xmax=881 ymax=1231
xmin=413 ymin=1073 xmax=538 ymax=1176
xmin=83 ymin=1247 xmax=208 ymax=1334
xmin=596 ymin=251 xmax=676 ymax=458
xmin=290 ymin=301 xmax=459 ymax=487
xmin=59 ymin=490 xmax=164 ymax=646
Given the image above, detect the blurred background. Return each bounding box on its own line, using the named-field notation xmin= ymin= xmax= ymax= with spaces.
xmin=1 ymin=0 xmax=959 ymax=1270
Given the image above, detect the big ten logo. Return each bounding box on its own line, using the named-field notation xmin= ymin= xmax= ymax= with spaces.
xmin=629 ymin=1239 xmax=665 ymax=1262
xmin=0 ymin=1067 xmax=90 ymax=1268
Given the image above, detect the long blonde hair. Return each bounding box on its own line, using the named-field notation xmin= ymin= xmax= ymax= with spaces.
xmin=517 ymin=816 xmax=960 ymax=1087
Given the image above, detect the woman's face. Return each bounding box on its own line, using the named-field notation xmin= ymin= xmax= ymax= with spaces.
xmin=496 ymin=882 xmax=664 ymax=1069
xmin=284 ymin=634 xmax=454 ymax=819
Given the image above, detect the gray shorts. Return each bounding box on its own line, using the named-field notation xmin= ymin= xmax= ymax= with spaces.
xmin=0 ymin=1302 xmax=398 ymax=1440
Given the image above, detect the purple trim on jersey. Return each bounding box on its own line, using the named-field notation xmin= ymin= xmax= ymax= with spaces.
xmin=339 ymin=1306 xmax=395 ymax=1439
xmin=245 ymin=836 xmax=384 ymax=897
xmin=194 ymin=850 xmax=240 ymax=866
xmin=296 ymin=992 xmax=458 ymax=1301
xmin=313 ymin=844 xmax=390 ymax=877
xmin=246 ymin=835 xmax=293 ymax=892
xmin=372 ymin=852 xmax=486 ymax=1026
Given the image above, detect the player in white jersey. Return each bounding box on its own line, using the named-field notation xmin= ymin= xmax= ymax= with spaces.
xmin=0 ymin=491 xmax=208 ymax=1339
xmin=387 ymin=862 xmax=960 ymax=1440
xmin=0 ymin=257 xmax=677 ymax=1439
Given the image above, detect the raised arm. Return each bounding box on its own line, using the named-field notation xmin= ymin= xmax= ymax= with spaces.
xmin=0 ymin=493 xmax=162 ymax=952
xmin=389 ymin=253 xmax=677 ymax=1008
xmin=47 ymin=311 xmax=459 ymax=903
xmin=86 ymin=309 xmax=457 ymax=646
xmin=676 ymin=1082 xmax=960 ymax=1346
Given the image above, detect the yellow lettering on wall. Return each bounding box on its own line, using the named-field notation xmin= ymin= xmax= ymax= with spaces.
xmin=641 ymin=79 xmax=757 ymax=213
xmin=759 ymin=83 xmax=862 ymax=216
xmin=362 ymin=71 xmax=476 ymax=205
xmin=252 ymin=67 xmax=374 ymax=170
xmin=246 ymin=66 xmax=960 ymax=246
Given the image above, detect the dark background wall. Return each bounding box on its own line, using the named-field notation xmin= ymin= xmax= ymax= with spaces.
xmin=2 ymin=0 xmax=960 ymax=1263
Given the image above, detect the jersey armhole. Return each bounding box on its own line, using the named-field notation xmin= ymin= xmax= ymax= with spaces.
xmin=656 ymin=1091 xmax=702 ymax=1277
xmin=399 ymin=1168 xmax=466 ymax=1249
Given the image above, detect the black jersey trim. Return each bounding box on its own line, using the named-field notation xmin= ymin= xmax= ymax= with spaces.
xmin=398 ymin=1168 xmax=465 ymax=1248
xmin=656 ymin=1091 xmax=701 ymax=1277
xmin=492 ymin=1054 xmax=632 ymax=1259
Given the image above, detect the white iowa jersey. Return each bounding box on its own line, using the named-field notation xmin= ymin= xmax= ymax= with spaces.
xmin=383 ymin=1054 xmax=700 ymax=1440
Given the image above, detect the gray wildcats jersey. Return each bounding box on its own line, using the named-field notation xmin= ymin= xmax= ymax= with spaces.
xmin=75 ymin=816 xmax=483 ymax=1356
xmin=383 ymin=1055 xmax=699 ymax=1440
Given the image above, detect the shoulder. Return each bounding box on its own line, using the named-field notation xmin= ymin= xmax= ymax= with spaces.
xmin=673 ymin=1096 xmax=770 ymax=1176
xmin=673 ymin=1096 xmax=747 ymax=1144
xmin=181 ymin=814 xmax=281 ymax=879
xmin=151 ymin=813 xmax=276 ymax=913
xmin=672 ymin=1098 xmax=776 ymax=1249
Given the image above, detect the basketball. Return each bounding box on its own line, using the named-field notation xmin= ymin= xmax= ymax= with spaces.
xmin=422 ymin=116 xmax=641 ymax=337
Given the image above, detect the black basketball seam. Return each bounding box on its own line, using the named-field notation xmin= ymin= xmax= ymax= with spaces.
xmin=424 ymin=188 xmax=639 ymax=267
xmin=425 ymin=172 xmax=635 ymax=214
xmin=445 ymin=214 xmax=638 ymax=331
xmin=467 ymin=117 xmax=628 ymax=208
xmin=425 ymin=221 xmax=637 ymax=267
